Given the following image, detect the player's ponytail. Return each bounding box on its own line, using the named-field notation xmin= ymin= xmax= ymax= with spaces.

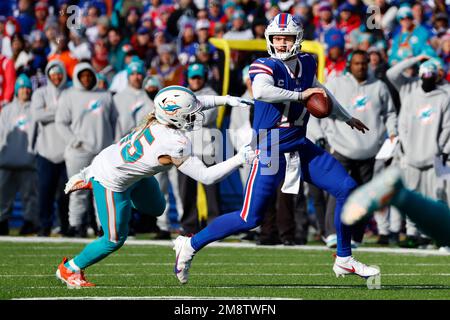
xmin=134 ymin=112 xmax=157 ymax=132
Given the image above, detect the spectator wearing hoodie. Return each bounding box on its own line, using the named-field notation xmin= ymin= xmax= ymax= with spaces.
xmin=113 ymin=59 xmax=154 ymax=139
xmin=387 ymin=55 xmax=450 ymax=248
xmin=56 ymin=62 xmax=117 ymax=237
xmin=0 ymin=74 xmax=38 ymax=236
xmin=323 ymin=50 xmax=397 ymax=246
xmin=31 ymin=60 xmax=70 ymax=237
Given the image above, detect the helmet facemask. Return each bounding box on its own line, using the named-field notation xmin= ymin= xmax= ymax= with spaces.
xmin=180 ymin=109 xmax=205 ymax=131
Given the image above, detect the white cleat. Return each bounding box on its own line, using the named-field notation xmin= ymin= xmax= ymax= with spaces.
xmin=173 ymin=236 xmax=196 ymax=284
xmin=333 ymin=256 xmax=380 ymax=279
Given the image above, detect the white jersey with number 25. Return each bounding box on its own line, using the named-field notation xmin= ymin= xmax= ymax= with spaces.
xmin=87 ymin=122 xmax=191 ymax=192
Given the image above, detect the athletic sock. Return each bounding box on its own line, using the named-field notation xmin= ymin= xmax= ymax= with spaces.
xmin=64 ymin=259 xmax=81 ymax=273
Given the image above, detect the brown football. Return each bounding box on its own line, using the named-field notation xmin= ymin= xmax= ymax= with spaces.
xmin=306 ymin=92 xmax=333 ymax=118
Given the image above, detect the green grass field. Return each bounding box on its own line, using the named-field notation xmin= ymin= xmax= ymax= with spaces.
xmin=1 ymin=239 xmax=450 ymax=300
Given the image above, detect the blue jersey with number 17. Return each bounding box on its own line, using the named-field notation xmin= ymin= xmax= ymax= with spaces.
xmin=249 ymin=53 xmax=317 ymax=150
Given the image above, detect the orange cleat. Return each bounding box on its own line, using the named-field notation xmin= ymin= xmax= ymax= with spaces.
xmin=56 ymin=257 xmax=95 ymax=289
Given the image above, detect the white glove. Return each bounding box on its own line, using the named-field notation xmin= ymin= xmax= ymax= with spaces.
xmin=226 ymin=95 xmax=254 ymax=108
xmin=64 ymin=168 xmax=91 ymax=194
xmin=236 ymin=145 xmax=258 ymax=165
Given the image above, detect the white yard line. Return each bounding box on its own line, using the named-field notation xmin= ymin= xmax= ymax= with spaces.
xmin=7 ymin=285 xmax=450 ymax=290
xmin=1 ymin=262 xmax=449 ymax=267
xmin=0 ymin=236 xmax=449 ymax=256
xmin=13 ymin=296 xmax=301 ymax=300
xmin=2 ymin=273 xmax=450 ymax=277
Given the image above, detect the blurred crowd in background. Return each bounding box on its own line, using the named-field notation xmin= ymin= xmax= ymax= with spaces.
xmin=0 ymin=0 xmax=449 ymax=251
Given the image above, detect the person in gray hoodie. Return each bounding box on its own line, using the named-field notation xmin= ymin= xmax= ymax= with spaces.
xmin=322 ymin=50 xmax=398 ymax=246
xmin=0 ymin=74 xmax=38 ymax=235
xmin=113 ymin=59 xmax=154 ymax=139
xmin=387 ymin=55 xmax=450 ymax=248
xmin=31 ymin=60 xmax=70 ymax=237
xmin=56 ymin=62 xmax=117 ymax=237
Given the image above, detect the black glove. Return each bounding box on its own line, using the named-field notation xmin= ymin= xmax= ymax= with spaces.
xmin=316 ymin=138 xmax=326 ymax=149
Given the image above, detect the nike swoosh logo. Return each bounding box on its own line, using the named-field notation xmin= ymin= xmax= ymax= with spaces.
xmin=337 ymin=264 xmax=355 ymax=273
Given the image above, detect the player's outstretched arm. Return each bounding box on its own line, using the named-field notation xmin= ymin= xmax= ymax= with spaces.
xmin=197 ymin=95 xmax=253 ymax=111
xmin=158 ymin=145 xmax=257 ymax=185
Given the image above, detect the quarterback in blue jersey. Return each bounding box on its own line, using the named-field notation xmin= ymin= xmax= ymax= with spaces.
xmin=173 ymin=13 xmax=380 ymax=284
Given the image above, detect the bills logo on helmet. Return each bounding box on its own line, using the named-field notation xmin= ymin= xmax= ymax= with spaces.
xmin=278 ymin=13 xmax=288 ymax=29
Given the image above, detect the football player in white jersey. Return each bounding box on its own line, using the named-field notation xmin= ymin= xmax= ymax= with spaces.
xmin=55 ymin=85 xmax=255 ymax=288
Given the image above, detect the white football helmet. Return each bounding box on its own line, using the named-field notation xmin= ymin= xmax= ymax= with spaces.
xmin=154 ymin=85 xmax=204 ymax=131
xmin=265 ymin=13 xmax=304 ymax=60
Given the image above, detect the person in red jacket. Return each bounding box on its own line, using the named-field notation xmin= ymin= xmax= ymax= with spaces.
xmin=0 ymin=53 xmax=16 ymax=109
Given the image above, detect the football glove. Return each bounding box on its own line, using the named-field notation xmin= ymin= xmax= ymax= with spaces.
xmin=237 ymin=145 xmax=258 ymax=165
xmin=225 ymin=95 xmax=254 ymax=108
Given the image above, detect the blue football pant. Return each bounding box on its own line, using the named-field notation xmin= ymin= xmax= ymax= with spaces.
xmin=191 ymin=138 xmax=357 ymax=257
xmin=73 ymin=177 xmax=165 ymax=269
